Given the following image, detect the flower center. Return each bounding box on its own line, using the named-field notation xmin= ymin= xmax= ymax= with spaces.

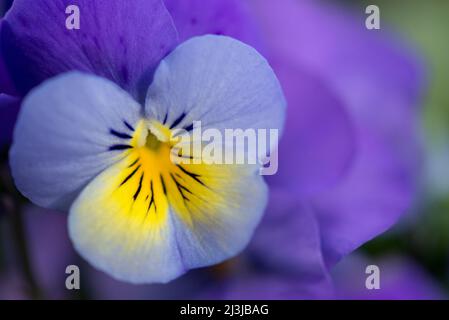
xmin=106 ymin=118 xmax=223 ymax=227
xmin=145 ymin=131 xmax=162 ymax=151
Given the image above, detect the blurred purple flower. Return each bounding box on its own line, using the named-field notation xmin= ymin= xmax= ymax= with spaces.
xmin=0 ymin=205 xmax=77 ymax=299
xmin=163 ymin=0 xmax=424 ymax=298
xmin=0 ymin=93 xmax=19 ymax=147
xmin=0 ymin=0 xmax=424 ymax=298
xmin=332 ymin=254 xmax=446 ymax=300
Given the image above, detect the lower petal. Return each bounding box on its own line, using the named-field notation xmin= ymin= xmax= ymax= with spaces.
xmin=69 ymin=148 xmax=268 ymax=283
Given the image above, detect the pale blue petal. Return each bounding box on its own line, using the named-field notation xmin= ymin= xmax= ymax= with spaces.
xmin=10 ymin=72 xmax=142 ymax=210
xmin=145 ymin=35 xmax=286 ymax=158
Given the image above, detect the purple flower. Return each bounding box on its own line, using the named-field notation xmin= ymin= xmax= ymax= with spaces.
xmin=3 ymin=0 xmax=286 ymax=283
xmin=0 ymin=0 xmax=423 ymax=295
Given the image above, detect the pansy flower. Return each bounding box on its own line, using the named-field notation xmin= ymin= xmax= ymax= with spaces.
xmin=1 ymin=0 xmax=424 ymax=296
xmin=3 ymin=0 xmax=285 ymax=283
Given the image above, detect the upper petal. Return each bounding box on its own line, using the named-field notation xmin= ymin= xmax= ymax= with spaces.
xmin=1 ymin=0 xmax=178 ymax=100
xmin=10 ymin=72 xmax=142 ymax=210
xmin=164 ymin=0 xmax=261 ymax=48
xmin=145 ymin=35 xmax=286 ymax=160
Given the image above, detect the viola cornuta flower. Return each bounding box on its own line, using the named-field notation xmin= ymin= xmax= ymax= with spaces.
xmin=1 ymin=0 xmax=423 ymax=297
xmin=4 ymin=1 xmax=285 ymax=283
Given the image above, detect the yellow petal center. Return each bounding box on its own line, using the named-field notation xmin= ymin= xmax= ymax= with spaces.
xmin=110 ymin=119 xmax=226 ymax=228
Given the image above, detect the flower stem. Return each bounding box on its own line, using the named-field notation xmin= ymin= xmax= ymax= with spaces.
xmin=1 ymin=165 xmax=43 ymax=299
